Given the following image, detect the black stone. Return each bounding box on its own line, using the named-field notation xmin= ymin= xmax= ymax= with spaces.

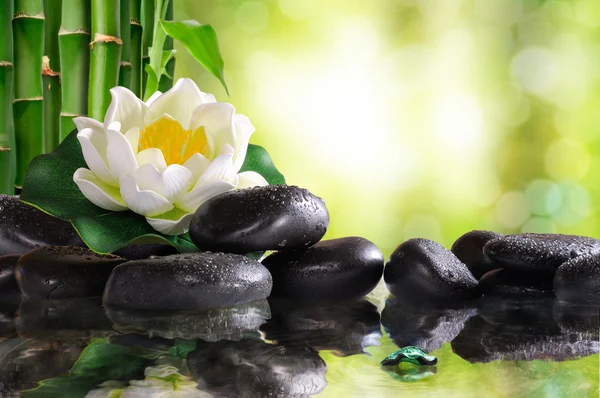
xmin=188 ymin=340 xmax=327 ymax=397
xmin=384 ymin=238 xmax=481 ymax=305
xmin=263 ymin=237 xmax=384 ymax=301
xmin=451 ymin=230 xmax=502 ymax=279
xmin=554 ymin=253 xmax=600 ymax=305
xmin=15 ymin=246 xmax=127 ymax=299
xmin=479 ymin=268 xmax=555 ymax=299
xmin=189 ymin=185 xmax=329 ymax=254
xmin=106 ymin=300 xmax=271 ymax=341
xmin=483 ymin=233 xmax=600 ymax=272
xmin=103 ymin=252 xmax=273 ymax=310
xmin=381 ymin=296 xmax=477 ymax=352
xmin=261 ymin=298 xmax=381 ymax=356
xmin=0 ymin=195 xmax=84 ymax=256
xmin=0 ymin=254 xmax=20 ymax=292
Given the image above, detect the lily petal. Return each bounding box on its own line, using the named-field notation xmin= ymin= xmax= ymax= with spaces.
xmin=73 ymin=117 xmax=104 ymax=135
xmin=74 ymin=168 xmax=127 ymax=211
xmin=194 ymin=144 xmax=235 ymax=188
xmin=183 ymin=153 xmax=211 ymax=182
xmin=146 ymin=208 xmax=194 ymax=235
xmin=145 ymin=90 xmax=162 ymax=106
xmin=106 ymin=129 xmax=138 ymax=179
xmin=145 ymin=78 xmax=205 ymax=130
xmin=177 ymin=178 xmax=236 ymax=213
xmin=124 ymin=127 xmax=140 ymax=154
xmin=232 ymin=113 xmax=255 ymax=173
xmin=104 ymin=86 xmax=145 ymax=134
xmin=136 ymin=148 xmax=168 ymax=172
xmin=77 ymin=129 xmax=118 ymax=186
xmin=190 ymin=102 xmax=236 ymax=159
xmin=134 ymin=163 xmax=193 ymax=202
xmin=119 ymin=174 xmax=174 ymax=217
xmin=236 ymin=171 xmax=269 ymax=190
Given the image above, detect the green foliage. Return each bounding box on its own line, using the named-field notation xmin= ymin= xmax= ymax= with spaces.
xmin=242 ymin=144 xmax=286 ymax=185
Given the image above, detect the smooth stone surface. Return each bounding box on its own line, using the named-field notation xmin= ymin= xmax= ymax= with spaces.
xmin=263 ymin=237 xmax=384 ymax=301
xmin=261 ymin=298 xmax=381 ymax=356
xmin=189 ymin=340 xmax=327 ymax=397
xmin=384 ymin=238 xmax=481 ymax=305
xmin=484 ymin=233 xmax=600 ymax=272
xmin=0 ymin=195 xmax=84 ymax=256
xmin=103 ymin=252 xmax=273 ymax=310
xmin=189 ymin=185 xmax=329 ymax=254
xmin=554 ymin=253 xmax=600 ymax=305
xmin=15 ymin=246 xmax=127 ymax=300
xmin=106 ymin=299 xmax=271 ymax=341
xmin=479 ymin=268 xmax=555 ymax=299
xmin=112 ymin=244 xmax=178 ymax=260
xmin=0 ymin=255 xmax=20 ymax=292
xmin=451 ymin=230 xmax=503 ymax=279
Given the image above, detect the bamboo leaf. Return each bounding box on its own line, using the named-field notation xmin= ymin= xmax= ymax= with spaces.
xmin=160 ymin=20 xmax=229 ymax=95
xmin=241 ymin=144 xmax=286 ymax=185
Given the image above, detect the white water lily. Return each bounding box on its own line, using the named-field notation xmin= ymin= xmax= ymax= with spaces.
xmin=73 ymin=78 xmax=268 ymax=235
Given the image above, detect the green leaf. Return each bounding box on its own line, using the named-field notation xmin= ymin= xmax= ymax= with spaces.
xmin=241 ymin=144 xmax=286 ymax=185
xmin=160 ymin=20 xmax=229 ymax=95
xmin=20 ymin=129 xmax=199 ymax=254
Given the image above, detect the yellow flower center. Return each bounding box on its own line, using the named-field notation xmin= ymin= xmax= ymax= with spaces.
xmin=139 ymin=117 xmax=209 ymax=165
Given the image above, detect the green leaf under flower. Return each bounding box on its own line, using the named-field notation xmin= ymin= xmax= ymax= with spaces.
xmin=20 ymin=129 xmax=284 ymax=254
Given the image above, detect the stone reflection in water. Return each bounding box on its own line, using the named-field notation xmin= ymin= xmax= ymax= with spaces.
xmin=260 ymin=298 xmax=381 ymax=356
xmin=381 ymin=296 xmax=477 ymax=353
xmin=106 ymin=299 xmax=271 ymax=341
xmin=189 ymin=339 xmax=328 ymax=397
xmin=452 ymin=298 xmax=600 ymax=362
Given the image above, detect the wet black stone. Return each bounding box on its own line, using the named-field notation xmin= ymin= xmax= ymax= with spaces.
xmin=112 ymin=244 xmax=178 ymax=260
xmin=0 ymin=254 xmax=20 ymax=292
xmin=381 ymin=296 xmax=477 ymax=352
xmin=384 ymin=238 xmax=481 ymax=305
xmin=451 ymin=230 xmax=503 ymax=279
xmin=189 ymin=185 xmax=329 ymax=254
xmin=554 ymin=253 xmax=600 ymax=305
xmin=189 ymin=339 xmax=327 ymax=397
xmin=483 ymin=233 xmax=600 ymax=272
xmin=0 ymin=195 xmax=84 ymax=256
xmin=15 ymin=246 xmax=127 ymax=299
xmin=106 ymin=299 xmax=271 ymax=341
xmin=103 ymin=252 xmax=273 ymax=310
xmin=262 ymin=237 xmax=384 ymax=301
xmin=261 ymin=298 xmax=381 ymax=356
xmin=479 ymin=268 xmax=555 ymax=299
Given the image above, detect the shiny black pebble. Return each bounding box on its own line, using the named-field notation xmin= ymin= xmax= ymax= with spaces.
xmin=103 ymin=252 xmax=273 ymax=310
xmin=189 ymin=185 xmax=329 ymax=254
xmin=479 ymin=268 xmax=555 ymax=299
xmin=262 ymin=237 xmax=384 ymax=301
xmin=451 ymin=230 xmax=503 ymax=279
xmin=15 ymin=246 xmax=126 ymax=299
xmin=384 ymin=238 xmax=481 ymax=304
xmin=554 ymin=253 xmax=600 ymax=305
xmin=0 ymin=255 xmax=20 ymax=291
xmin=484 ymin=233 xmax=600 ymax=272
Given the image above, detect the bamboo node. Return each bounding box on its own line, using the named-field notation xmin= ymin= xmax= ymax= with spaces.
xmin=13 ymin=96 xmax=43 ymax=103
xmin=120 ymin=61 xmax=132 ymax=67
xmin=59 ymin=27 xmax=91 ymax=36
xmin=90 ymin=33 xmax=123 ymax=50
xmin=0 ymin=147 xmax=11 ymax=152
xmin=131 ymin=19 xmax=142 ymax=26
xmin=60 ymin=112 xmax=83 ymax=117
xmin=13 ymin=11 xmax=44 ymax=20
xmin=42 ymin=56 xmax=60 ymax=77
xmin=0 ymin=61 xmax=13 ymax=67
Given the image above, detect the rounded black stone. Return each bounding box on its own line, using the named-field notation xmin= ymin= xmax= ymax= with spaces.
xmin=554 ymin=253 xmax=600 ymax=305
xmin=451 ymin=230 xmax=503 ymax=279
xmin=103 ymin=252 xmax=273 ymax=310
xmin=483 ymin=233 xmax=600 ymax=272
xmin=0 ymin=255 xmax=20 ymax=292
xmin=189 ymin=185 xmax=329 ymax=254
xmin=15 ymin=246 xmax=127 ymax=299
xmin=112 ymin=244 xmax=178 ymax=260
xmin=262 ymin=237 xmax=384 ymax=301
xmin=479 ymin=268 xmax=555 ymax=299
xmin=0 ymin=195 xmax=84 ymax=256
xmin=384 ymin=238 xmax=481 ymax=305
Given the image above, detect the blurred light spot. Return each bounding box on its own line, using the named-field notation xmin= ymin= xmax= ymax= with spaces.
xmin=474 ymin=0 xmax=522 ymax=25
xmin=511 ymin=48 xmax=558 ymax=97
xmin=552 ymin=183 xmax=592 ymax=226
xmin=402 ymin=215 xmax=442 ymax=242
xmin=486 ymin=83 xmax=530 ymax=127
xmin=568 ymin=184 xmax=592 ymax=217
xmin=235 ymin=1 xmax=269 ymax=34
xmin=278 ymin=0 xmax=316 ymax=20
xmin=333 ymin=17 xmax=380 ymax=59
xmin=574 ymin=0 xmax=600 ymax=27
xmin=470 ymin=174 xmax=501 ymax=207
xmin=545 ymin=139 xmax=590 ymax=181
xmin=495 ymin=191 xmax=530 ymax=229
xmin=433 ymin=93 xmax=483 ymax=150
xmin=525 ymin=179 xmax=561 ymax=216
xmin=521 ymin=217 xmax=556 ymax=234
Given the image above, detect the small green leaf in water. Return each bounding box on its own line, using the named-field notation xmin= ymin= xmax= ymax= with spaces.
xmin=381 ymin=346 xmax=438 ymax=367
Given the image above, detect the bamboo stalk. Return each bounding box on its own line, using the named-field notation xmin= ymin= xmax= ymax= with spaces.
xmin=158 ymin=0 xmax=174 ymax=92
xmin=59 ymin=0 xmax=91 ymax=140
xmin=118 ymin=0 xmax=131 ymax=89
xmin=0 ymin=3 xmax=14 ymax=194
xmin=13 ymin=0 xmax=45 ymax=188
xmin=88 ymin=0 xmax=121 ymax=121
xmin=141 ymin=0 xmax=153 ymax=98
xmin=129 ymin=0 xmax=142 ymax=97
xmin=42 ymin=0 xmax=61 ymax=152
